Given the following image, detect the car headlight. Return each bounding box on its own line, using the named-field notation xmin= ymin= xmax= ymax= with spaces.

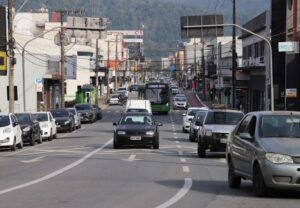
xmin=40 ymin=123 xmax=49 ymax=128
xmin=117 ymin=131 xmax=126 ymax=135
xmin=204 ymin=129 xmax=213 ymax=137
xmin=24 ymin=127 xmax=31 ymax=132
xmin=3 ymin=128 xmax=12 ymax=134
xmin=64 ymin=120 xmax=71 ymax=125
xmin=265 ymin=153 xmax=294 ymax=164
xmin=146 ymin=131 xmax=155 ymax=136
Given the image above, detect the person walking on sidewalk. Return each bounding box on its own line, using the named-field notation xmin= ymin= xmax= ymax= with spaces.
xmin=192 ymin=81 xmax=196 ymax=93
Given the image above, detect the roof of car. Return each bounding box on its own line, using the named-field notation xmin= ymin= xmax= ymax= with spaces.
xmin=248 ymin=111 xmax=300 ymax=116
xmin=122 ymin=112 xmax=152 ymax=116
xmin=207 ymin=109 xmax=243 ymax=113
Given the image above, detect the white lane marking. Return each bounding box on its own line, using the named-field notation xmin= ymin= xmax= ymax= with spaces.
xmin=21 ymin=156 xmax=45 ymax=163
xmin=175 ymin=141 xmax=180 ymax=144
xmin=155 ymin=178 xmax=193 ymax=208
xmin=121 ymin=154 xmax=141 ymax=162
xmin=178 ymin=150 xmax=183 ymax=155
xmin=174 ymin=136 xmax=178 ymax=139
xmin=0 ymin=139 xmax=113 ymax=196
xmin=180 ymin=158 xmax=186 ymax=163
xmin=176 ymin=145 xmax=181 ymax=149
xmin=217 ymin=158 xmax=227 ymax=164
xmin=182 ymin=166 xmax=190 ymax=173
xmin=3 ymin=144 xmax=46 ymax=157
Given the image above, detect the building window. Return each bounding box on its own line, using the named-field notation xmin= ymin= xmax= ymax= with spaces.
xmin=243 ymin=47 xmax=248 ymax=59
xmin=247 ymin=45 xmax=252 ymax=58
xmin=259 ymin=41 xmax=265 ymax=57
xmin=254 ymin=43 xmax=259 ymax=58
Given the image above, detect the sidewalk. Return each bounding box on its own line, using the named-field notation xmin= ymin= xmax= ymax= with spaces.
xmin=184 ymin=90 xmax=207 ymax=108
xmin=98 ymin=96 xmax=109 ymax=110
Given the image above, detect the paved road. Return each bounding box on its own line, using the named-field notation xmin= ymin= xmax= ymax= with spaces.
xmin=0 ymin=95 xmax=299 ymax=207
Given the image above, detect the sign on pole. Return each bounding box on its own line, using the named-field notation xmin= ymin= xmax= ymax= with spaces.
xmin=35 ymin=78 xmax=43 ymax=92
xmin=286 ymin=88 xmax=297 ymax=98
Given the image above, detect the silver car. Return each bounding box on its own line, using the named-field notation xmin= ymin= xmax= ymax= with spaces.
xmin=227 ymin=111 xmax=300 ymax=196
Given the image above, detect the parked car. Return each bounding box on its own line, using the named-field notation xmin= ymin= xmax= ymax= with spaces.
xmin=33 ymin=112 xmax=57 ymax=141
xmin=113 ymin=112 xmax=162 ymax=149
xmin=182 ymin=107 xmax=209 ymax=133
xmin=74 ymin=104 xmax=97 ymax=123
xmin=227 ymin=111 xmax=300 ymax=196
xmin=67 ymin=108 xmax=81 ymax=129
xmin=173 ymin=96 xmax=188 ymax=109
xmin=15 ymin=113 xmax=42 ymax=146
xmin=189 ymin=110 xmax=207 ymax=142
xmin=108 ymin=94 xmax=120 ymax=105
xmin=0 ymin=113 xmax=23 ymax=151
xmin=197 ymin=109 xmax=244 ymax=158
xmin=125 ymin=100 xmax=152 ymax=114
xmin=51 ymin=109 xmax=75 ymax=132
xmin=92 ymin=105 xmax=102 ymax=120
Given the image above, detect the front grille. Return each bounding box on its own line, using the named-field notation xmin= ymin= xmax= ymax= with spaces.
xmin=126 ymin=131 xmax=146 ymax=135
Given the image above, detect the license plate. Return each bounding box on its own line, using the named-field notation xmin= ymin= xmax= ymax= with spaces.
xmin=130 ymin=136 xmax=141 ymax=141
xmin=220 ymin=138 xmax=227 ymax=144
xmin=56 ymin=125 xmax=61 ymax=128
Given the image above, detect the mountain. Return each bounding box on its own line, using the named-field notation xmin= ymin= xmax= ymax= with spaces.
xmin=1 ymin=0 xmax=269 ymax=59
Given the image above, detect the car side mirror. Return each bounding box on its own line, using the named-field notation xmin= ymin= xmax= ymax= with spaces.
xmin=157 ymin=123 xmax=163 ymax=126
xmin=13 ymin=121 xmax=18 ymax=127
xmin=113 ymin=122 xmax=117 ymax=126
xmin=239 ymin=132 xmax=253 ymax=141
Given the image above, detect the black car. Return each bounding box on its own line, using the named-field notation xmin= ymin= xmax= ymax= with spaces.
xmin=92 ymin=104 xmax=102 ymax=120
xmin=74 ymin=104 xmax=97 ymax=123
xmin=15 ymin=113 xmax=42 ymax=146
xmin=113 ymin=112 xmax=162 ymax=149
xmin=189 ymin=111 xmax=207 ymax=142
xmin=51 ymin=109 xmax=75 ymax=132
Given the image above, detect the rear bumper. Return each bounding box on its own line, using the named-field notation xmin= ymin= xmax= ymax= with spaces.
xmin=200 ymin=135 xmax=227 ymax=152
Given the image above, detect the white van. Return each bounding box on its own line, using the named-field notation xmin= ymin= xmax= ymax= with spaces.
xmin=125 ymin=100 xmax=152 ymax=114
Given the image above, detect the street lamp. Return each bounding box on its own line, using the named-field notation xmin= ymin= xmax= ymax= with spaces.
xmin=183 ymin=23 xmax=274 ymax=111
xmin=22 ymin=26 xmax=61 ymax=112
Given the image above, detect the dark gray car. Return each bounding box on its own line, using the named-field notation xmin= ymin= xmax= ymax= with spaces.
xmin=74 ymin=104 xmax=97 ymax=123
xmin=227 ymin=111 xmax=300 ymax=196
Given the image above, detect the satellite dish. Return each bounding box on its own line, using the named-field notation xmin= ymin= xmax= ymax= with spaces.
xmin=54 ymin=32 xmax=71 ymax=46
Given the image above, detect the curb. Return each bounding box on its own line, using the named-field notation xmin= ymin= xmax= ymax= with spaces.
xmin=194 ymin=93 xmax=209 ymax=108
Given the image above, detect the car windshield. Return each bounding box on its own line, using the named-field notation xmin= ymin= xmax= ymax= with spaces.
xmin=205 ymin=111 xmax=244 ymax=125
xmin=34 ymin=113 xmax=48 ymax=122
xmin=195 ymin=112 xmax=207 ymax=121
xmin=260 ymin=115 xmax=300 ymax=138
xmin=75 ymin=105 xmax=91 ymax=110
xmin=16 ymin=114 xmax=31 ymax=124
xmin=187 ymin=109 xmax=200 ymax=116
xmin=0 ymin=116 xmax=10 ymax=127
xmin=118 ymin=88 xmax=126 ymax=91
xmin=175 ymin=97 xmax=186 ymax=101
xmin=119 ymin=115 xmax=154 ymax=125
xmin=51 ymin=110 xmax=69 ymax=118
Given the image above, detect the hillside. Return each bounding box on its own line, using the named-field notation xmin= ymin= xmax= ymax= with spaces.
xmin=1 ymin=0 xmax=269 ymax=59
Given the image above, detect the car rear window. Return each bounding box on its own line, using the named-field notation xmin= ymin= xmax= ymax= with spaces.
xmin=119 ymin=115 xmax=154 ymax=125
xmin=205 ymin=112 xmax=243 ymax=125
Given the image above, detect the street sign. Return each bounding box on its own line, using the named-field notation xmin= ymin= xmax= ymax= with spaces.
xmin=278 ymin=42 xmax=299 ymax=53
xmin=286 ymin=88 xmax=297 ymax=98
xmin=35 ymin=78 xmax=43 ymax=92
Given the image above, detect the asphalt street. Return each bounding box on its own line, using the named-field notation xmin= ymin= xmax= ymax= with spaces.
xmin=0 ymin=93 xmax=299 ymax=208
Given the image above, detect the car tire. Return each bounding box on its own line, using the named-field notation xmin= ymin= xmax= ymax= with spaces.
xmin=53 ymin=134 xmax=57 ymax=139
xmin=189 ymin=133 xmax=195 ymax=142
xmin=30 ymin=133 xmax=35 ymax=146
xmin=228 ymin=160 xmax=241 ymax=189
xmin=253 ymin=164 xmax=268 ymax=197
xmin=48 ymin=131 xmax=53 ymax=141
xmin=37 ymin=132 xmax=42 ymax=144
xmin=153 ymin=139 xmax=159 ymax=149
xmin=68 ymin=125 xmax=72 ymax=133
xmin=182 ymin=127 xmax=185 ymax=133
xmin=197 ymin=141 xmax=206 ymax=158
xmin=17 ymin=139 xmax=23 ymax=149
xmin=113 ymin=140 xmax=120 ymax=149
xmin=10 ymin=138 xmax=17 ymax=151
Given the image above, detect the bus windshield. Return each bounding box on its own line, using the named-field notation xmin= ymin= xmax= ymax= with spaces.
xmin=145 ymin=83 xmax=169 ymax=104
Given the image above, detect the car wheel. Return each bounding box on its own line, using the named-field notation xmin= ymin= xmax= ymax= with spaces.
xmin=189 ymin=133 xmax=195 ymax=142
xmin=228 ymin=160 xmax=241 ymax=189
xmin=68 ymin=125 xmax=72 ymax=133
xmin=17 ymin=139 xmax=23 ymax=149
xmin=253 ymin=164 xmax=268 ymax=197
xmin=153 ymin=139 xmax=159 ymax=149
xmin=113 ymin=140 xmax=120 ymax=149
xmin=37 ymin=132 xmax=42 ymax=144
xmin=197 ymin=140 xmax=206 ymax=158
xmin=30 ymin=132 xmax=35 ymax=146
xmin=53 ymin=133 xmax=57 ymax=139
xmin=10 ymin=138 xmax=17 ymax=151
xmin=48 ymin=131 xmax=53 ymax=141
xmin=182 ymin=127 xmax=185 ymax=133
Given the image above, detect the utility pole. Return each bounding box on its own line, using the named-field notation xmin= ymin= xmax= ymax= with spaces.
xmin=232 ymin=0 xmax=237 ymax=108
xmin=115 ymin=34 xmax=119 ymax=90
xmin=8 ymin=0 xmax=15 ymax=113
xmin=106 ymin=40 xmax=110 ymax=99
xmin=193 ymin=38 xmax=197 ymax=79
xmin=201 ymin=40 xmax=206 ymax=100
xmin=95 ymin=38 xmax=99 ymax=105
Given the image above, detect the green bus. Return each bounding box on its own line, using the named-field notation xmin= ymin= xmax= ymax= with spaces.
xmin=144 ymin=82 xmax=170 ymax=114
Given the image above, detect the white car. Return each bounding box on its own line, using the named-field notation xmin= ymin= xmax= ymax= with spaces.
xmin=173 ymin=96 xmax=188 ymax=109
xmin=0 ymin=113 xmax=23 ymax=151
xmin=67 ymin=108 xmax=81 ymax=129
xmin=109 ymin=94 xmax=120 ymax=105
xmin=182 ymin=107 xmax=209 ymax=133
xmin=33 ymin=112 xmax=57 ymax=141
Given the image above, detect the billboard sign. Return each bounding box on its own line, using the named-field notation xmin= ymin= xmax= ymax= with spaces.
xmin=181 ymin=15 xmax=223 ymax=39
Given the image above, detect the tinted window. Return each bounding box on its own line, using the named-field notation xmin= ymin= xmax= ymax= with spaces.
xmin=75 ymin=105 xmax=92 ymax=110
xmin=259 ymin=115 xmax=300 ymax=138
xmin=175 ymin=97 xmax=186 ymax=101
xmin=205 ymin=112 xmax=244 ymax=125
xmin=16 ymin=114 xmax=32 ymax=124
xmin=187 ymin=109 xmax=200 ymax=116
xmin=34 ymin=113 xmax=48 ymax=122
xmin=51 ymin=110 xmax=69 ymax=118
xmin=0 ymin=116 xmax=10 ymax=127
xmin=119 ymin=115 xmax=154 ymax=125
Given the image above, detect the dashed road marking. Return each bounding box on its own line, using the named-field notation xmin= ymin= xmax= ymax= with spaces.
xmin=175 ymin=141 xmax=180 ymax=144
xmin=182 ymin=166 xmax=190 ymax=173
xmin=176 ymin=145 xmax=181 ymax=149
xmin=180 ymin=158 xmax=187 ymax=163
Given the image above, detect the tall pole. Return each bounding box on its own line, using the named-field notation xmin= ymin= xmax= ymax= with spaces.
xmin=106 ymin=40 xmax=110 ymax=99
xmin=193 ymin=38 xmax=196 ymax=79
xmin=8 ymin=0 xmax=15 ymax=113
xmin=59 ymin=11 xmax=65 ymax=108
xmin=201 ymin=40 xmax=206 ymax=100
xmin=232 ymin=0 xmax=237 ymax=108
xmin=95 ymin=38 xmax=99 ymax=105
xmin=115 ymin=34 xmax=118 ymax=90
